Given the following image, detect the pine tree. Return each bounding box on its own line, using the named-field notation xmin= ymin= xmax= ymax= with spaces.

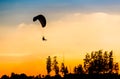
xmin=46 ymin=56 xmax=52 ymax=75
xmin=60 ymin=62 xmax=68 ymax=75
xmin=53 ymin=56 xmax=59 ymax=75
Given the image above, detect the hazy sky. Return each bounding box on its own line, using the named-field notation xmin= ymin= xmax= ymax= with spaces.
xmin=1 ymin=0 xmax=120 ymax=26
xmin=0 ymin=0 xmax=120 ymax=76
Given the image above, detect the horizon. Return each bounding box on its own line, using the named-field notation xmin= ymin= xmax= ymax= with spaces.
xmin=0 ymin=0 xmax=120 ymax=77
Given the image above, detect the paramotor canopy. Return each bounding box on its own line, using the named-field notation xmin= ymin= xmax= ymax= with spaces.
xmin=33 ymin=15 xmax=46 ymax=28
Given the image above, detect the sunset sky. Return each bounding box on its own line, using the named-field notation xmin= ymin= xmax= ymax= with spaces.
xmin=1 ymin=0 xmax=120 ymax=76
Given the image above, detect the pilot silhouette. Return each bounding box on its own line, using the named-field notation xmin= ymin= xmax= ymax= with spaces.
xmin=42 ymin=36 xmax=47 ymax=41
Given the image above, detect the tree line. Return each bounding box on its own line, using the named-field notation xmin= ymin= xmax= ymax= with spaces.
xmin=1 ymin=50 xmax=119 ymax=79
xmin=46 ymin=50 xmax=119 ymax=76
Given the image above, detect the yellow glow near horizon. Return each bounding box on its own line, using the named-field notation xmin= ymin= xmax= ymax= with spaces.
xmin=0 ymin=12 xmax=120 ymax=76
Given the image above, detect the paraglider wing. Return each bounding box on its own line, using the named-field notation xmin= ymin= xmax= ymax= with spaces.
xmin=33 ymin=16 xmax=38 ymax=22
xmin=33 ymin=15 xmax=46 ymax=28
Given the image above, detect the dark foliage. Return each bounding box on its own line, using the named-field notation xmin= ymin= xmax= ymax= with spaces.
xmin=46 ymin=56 xmax=52 ymax=75
xmin=53 ymin=56 xmax=59 ymax=75
xmin=83 ymin=50 xmax=119 ymax=74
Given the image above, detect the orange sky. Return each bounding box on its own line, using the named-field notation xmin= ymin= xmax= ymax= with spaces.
xmin=0 ymin=12 xmax=120 ymax=76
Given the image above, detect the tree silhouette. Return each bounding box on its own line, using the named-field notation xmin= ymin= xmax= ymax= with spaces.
xmin=83 ymin=53 xmax=91 ymax=73
xmin=114 ymin=63 xmax=119 ymax=74
xmin=74 ymin=64 xmax=83 ymax=74
xmin=103 ymin=51 xmax=109 ymax=73
xmin=46 ymin=56 xmax=52 ymax=75
xmin=74 ymin=66 xmax=77 ymax=74
xmin=60 ymin=62 xmax=68 ymax=76
xmin=83 ymin=50 xmax=119 ymax=74
xmin=109 ymin=51 xmax=113 ymax=73
xmin=0 ymin=50 xmax=120 ymax=79
xmin=1 ymin=75 xmax=9 ymax=79
xmin=53 ymin=56 xmax=59 ymax=75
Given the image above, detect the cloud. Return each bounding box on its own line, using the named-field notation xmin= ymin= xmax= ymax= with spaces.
xmin=47 ymin=12 xmax=120 ymax=52
xmin=1 ymin=12 xmax=120 ymax=62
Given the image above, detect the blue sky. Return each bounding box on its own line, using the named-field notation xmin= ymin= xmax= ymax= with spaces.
xmin=1 ymin=0 xmax=120 ymax=26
